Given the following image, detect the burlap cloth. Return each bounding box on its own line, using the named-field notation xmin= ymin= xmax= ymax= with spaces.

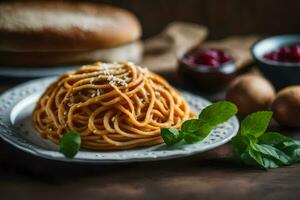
xmin=142 ymin=22 xmax=259 ymax=73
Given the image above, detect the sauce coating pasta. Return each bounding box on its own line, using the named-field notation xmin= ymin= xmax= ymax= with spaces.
xmin=33 ymin=62 xmax=195 ymax=150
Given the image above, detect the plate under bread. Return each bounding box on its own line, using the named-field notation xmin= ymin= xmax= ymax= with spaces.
xmin=0 ymin=65 xmax=79 ymax=80
xmin=0 ymin=77 xmax=239 ymax=163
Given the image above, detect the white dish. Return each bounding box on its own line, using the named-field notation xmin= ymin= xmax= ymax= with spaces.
xmin=0 ymin=77 xmax=239 ymax=163
xmin=0 ymin=65 xmax=79 ymax=79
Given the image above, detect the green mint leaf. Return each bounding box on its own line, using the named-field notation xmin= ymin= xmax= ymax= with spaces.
xmin=59 ymin=131 xmax=81 ymax=158
xmin=251 ymin=143 xmax=291 ymax=165
xmin=288 ymin=146 xmax=300 ymax=163
xmin=277 ymin=142 xmax=300 ymax=163
xmin=181 ymin=119 xmax=207 ymax=133
xmin=259 ymin=132 xmax=300 ymax=163
xmin=183 ymin=124 xmax=212 ymax=144
xmin=246 ymin=149 xmax=281 ymax=169
xmin=183 ymin=132 xmax=201 ymax=144
xmin=248 ymin=148 xmax=265 ymax=168
xmin=181 ymin=101 xmax=237 ymax=145
xmin=241 ymin=111 xmax=273 ymax=138
xmin=232 ymin=135 xmax=252 ymax=155
xmin=199 ymin=101 xmax=237 ymax=127
xmin=233 ymin=134 xmax=289 ymax=169
xmin=232 ymin=111 xmax=300 ymax=169
xmin=233 ymin=129 xmax=298 ymax=169
xmin=259 ymin=132 xmax=292 ymax=146
xmin=161 ymin=101 xmax=237 ymax=146
xmin=161 ymin=128 xmax=183 ymax=146
xmin=239 ymin=150 xmax=260 ymax=167
xmin=248 ymin=148 xmax=281 ymax=169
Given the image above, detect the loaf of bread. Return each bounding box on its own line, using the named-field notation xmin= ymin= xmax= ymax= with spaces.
xmin=0 ymin=2 xmax=141 ymax=52
xmin=0 ymin=41 xmax=142 ymax=66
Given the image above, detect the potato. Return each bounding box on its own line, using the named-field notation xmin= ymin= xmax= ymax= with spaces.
xmin=272 ymin=86 xmax=300 ymax=127
xmin=226 ymin=75 xmax=275 ymax=116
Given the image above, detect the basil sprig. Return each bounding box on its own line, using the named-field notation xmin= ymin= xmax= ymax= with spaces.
xmin=161 ymin=101 xmax=238 ymax=145
xmin=59 ymin=131 xmax=81 ymax=158
xmin=232 ymin=111 xmax=300 ymax=169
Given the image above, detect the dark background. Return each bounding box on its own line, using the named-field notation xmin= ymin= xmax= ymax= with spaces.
xmin=92 ymin=0 xmax=300 ymax=39
xmin=5 ymin=0 xmax=300 ymax=39
xmin=2 ymin=1 xmax=300 ymax=200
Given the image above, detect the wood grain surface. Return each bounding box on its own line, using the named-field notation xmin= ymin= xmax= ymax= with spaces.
xmin=1 ymin=1 xmax=300 ymax=199
xmin=74 ymin=0 xmax=300 ymax=39
xmin=1 ymin=129 xmax=300 ymax=200
xmin=1 ymin=71 xmax=300 ymax=200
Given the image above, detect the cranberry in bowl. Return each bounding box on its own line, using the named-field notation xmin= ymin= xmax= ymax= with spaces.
xmin=264 ymin=44 xmax=300 ymax=63
xmin=178 ymin=48 xmax=236 ymax=91
xmin=251 ymin=35 xmax=300 ymax=88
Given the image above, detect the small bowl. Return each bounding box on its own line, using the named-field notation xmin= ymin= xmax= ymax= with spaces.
xmin=251 ymin=35 xmax=300 ymax=88
xmin=178 ymin=48 xmax=236 ymax=92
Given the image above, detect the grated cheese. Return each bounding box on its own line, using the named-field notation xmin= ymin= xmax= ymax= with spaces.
xmin=102 ymin=62 xmax=129 ymax=87
xmin=96 ymin=89 xmax=101 ymax=96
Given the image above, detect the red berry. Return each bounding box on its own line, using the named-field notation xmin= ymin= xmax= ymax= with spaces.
xmin=195 ymin=49 xmax=218 ymax=64
xmin=263 ymin=44 xmax=300 ymax=63
xmin=199 ymin=49 xmax=220 ymax=66
xmin=278 ymin=47 xmax=290 ymax=62
xmin=290 ymin=45 xmax=300 ymax=62
xmin=263 ymin=52 xmax=278 ymax=61
xmin=202 ymin=49 xmax=219 ymax=59
xmin=219 ymin=51 xmax=231 ymax=63
xmin=206 ymin=58 xmax=220 ymax=67
xmin=186 ymin=48 xmax=233 ymax=68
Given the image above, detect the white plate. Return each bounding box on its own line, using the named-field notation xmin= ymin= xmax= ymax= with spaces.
xmin=0 ymin=77 xmax=239 ymax=163
xmin=0 ymin=65 xmax=79 ymax=79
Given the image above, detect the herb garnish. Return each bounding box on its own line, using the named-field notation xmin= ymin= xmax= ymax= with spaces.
xmin=232 ymin=111 xmax=300 ymax=169
xmin=161 ymin=101 xmax=238 ymax=145
xmin=59 ymin=131 xmax=81 ymax=158
xmin=59 ymin=101 xmax=300 ymax=169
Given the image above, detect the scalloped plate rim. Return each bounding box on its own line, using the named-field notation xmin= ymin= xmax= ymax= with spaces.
xmin=0 ymin=77 xmax=239 ymax=163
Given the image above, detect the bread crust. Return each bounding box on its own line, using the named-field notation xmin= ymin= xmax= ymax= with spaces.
xmin=0 ymin=2 xmax=141 ymax=51
xmin=0 ymin=41 xmax=143 ymax=66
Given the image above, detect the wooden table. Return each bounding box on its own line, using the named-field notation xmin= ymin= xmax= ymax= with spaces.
xmin=1 ymin=73 xmax=300 ymax=200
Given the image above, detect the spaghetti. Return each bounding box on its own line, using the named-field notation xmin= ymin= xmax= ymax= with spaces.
xmin=33 ymin=62 xmax=195 ymax=150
